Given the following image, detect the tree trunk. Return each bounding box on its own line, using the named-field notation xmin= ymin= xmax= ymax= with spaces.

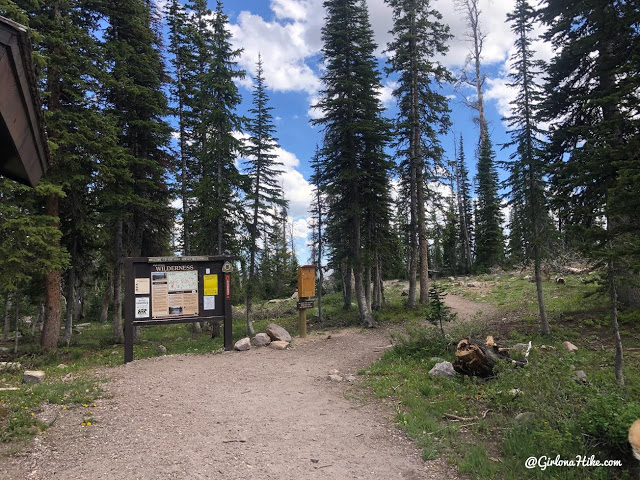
xmin=35 ymin=301 xmax=44 ymax=334
xmin=342 ymin=263 xmax=352 ymax=310
xmin=417 ymin=176 xmax=429 ymax=304
xmin=352 ymin=215 xmax=375 ymax=328
xmin=41 ymin=194 xmax=62 ymax=351
xmin=100 ymin=276 xmax=111 ymax=323
xmin=62 ymin=265 xmax=75 ymax=346
xmin=75 ymin=279 xmax=85 ymax=325
xmin=2 ymin=292 xmax=12 ymax=341
xmin=408 ymin=160 xmax=418 ymax=307
xmin=13 ymin=293 xmax=20 ymax=354
xmin=534 ymin=246 xmax=549 ymax=335
xmin=364 ymin=264 xmax=371 ymax=309
xmin=113 ymin=216 xmax=124 ymax=342
xmin=608 ymin=254 xmax=624 ymax=386
xmin=373 ymin=254 xmax=382 ymax=311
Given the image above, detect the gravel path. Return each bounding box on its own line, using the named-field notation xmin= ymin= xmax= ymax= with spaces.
xmin=2 ymin=294 xmax=489 ymax=480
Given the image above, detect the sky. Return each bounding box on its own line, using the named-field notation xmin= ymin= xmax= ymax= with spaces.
xmin=167 ymin=0 xmax=554 ymax=263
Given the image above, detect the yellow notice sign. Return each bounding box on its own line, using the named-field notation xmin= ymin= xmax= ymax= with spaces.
xmin=203 ymin=274 xmax=218 ymax=296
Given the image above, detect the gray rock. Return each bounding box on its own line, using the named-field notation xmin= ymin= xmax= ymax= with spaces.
xmin=0 ymin=362 xmax=22 ymax=372
xmin=157 ymin=345 xmax=167 ymax=355
xmin=23 ymin=370 xmax=45 ymax=384
xmin=57 ymin=364 xmax=68 ymax=369
xmin=576 ymin=370 xmax=588 ymax=384
xmin=251 ymin=333 xmax=271 ymax=347
xmin=448 ymin=276 xmax=456 ymax=282
xmin=327 ymin=374 xmax=343 ymax=382
xmin=401 ymin=290 xmax=409 ymax=296
xmin=62 ymin=373 xmax=73 ymax=383
xmin=0 ymin=346 xmax=10 ymax=353
xmin=269 ymin=340 xmax=289 ymax=350
xmin=328 ymin=369 xmax=339 ymax=375
xmin=346 ymin=375 xmax=357 ymax=382
xmin=234 ymin=338 xmax=251 ymax=351
xmin=428 ymin=361 xmax=455 ymax=378
xmin=266 ymin=323 xmax=291 ymax=342
xmin=466 ymin=282 xmax=479 ymax=287
xmin=563 ymin=341 xmax=578 ymax=352
xmin=515 ymin=412 xmax=535 ymax=423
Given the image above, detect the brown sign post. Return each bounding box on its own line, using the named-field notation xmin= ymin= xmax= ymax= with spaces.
xmin=296 ymin=265 xmax=316 ymax=339
xmin=124 ymin=256 xmax=233 ymax=363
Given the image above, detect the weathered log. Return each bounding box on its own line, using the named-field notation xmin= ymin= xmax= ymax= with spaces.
xmin=453 ymin=336 xmax=530 ymax=378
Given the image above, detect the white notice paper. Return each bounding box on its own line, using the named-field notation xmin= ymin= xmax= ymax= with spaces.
xmin=203 ymin=295 xmax=215 ymax=311
xmin=135 ymin=278 xmax=150 ymax=295
xmin=135 ymin=297 xmax=150 ymax=318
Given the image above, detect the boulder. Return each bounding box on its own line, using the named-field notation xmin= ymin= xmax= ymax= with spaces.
xmin=23 ymin=370 xmax=45 ymax=384
xmin=157 ymin=345 xmax=167 ymax=355
xmin=467 ymin=282 xmax=479 ymax=288
xmin=57 ymin=364 xmax=67 ymax=369
xmin=428 ymin=361 xmax=455 ymax=379
xmin=266 ymin=323 xmax=291 ymax=342
xmin=563 ymin=341 xmax=578 ymax=352
xmin=345 ymin=375 xmax=356 ymax=382
xmin=270 ymin=340 xmax=289 ymax=350
xmin=234 ymin=337 xmax=251 ymax=351
xmin=327 ymin=374 xmax=342 ymax=382
xmin=251 ymin=333 xmax=271 ymax=347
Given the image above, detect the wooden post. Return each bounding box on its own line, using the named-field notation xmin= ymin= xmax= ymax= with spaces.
xmin=224 ymin=273 xmax=232 ymax=350
xmin=299 ymin=298 xmax=307 ymax=339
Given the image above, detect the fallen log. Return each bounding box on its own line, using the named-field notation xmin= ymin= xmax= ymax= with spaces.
xmin=453 ymin=337 xmax=531 ymax=378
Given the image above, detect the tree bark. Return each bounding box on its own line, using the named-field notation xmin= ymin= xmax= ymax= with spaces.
xmin=100 ymin=276 xmax=111 ymax=323
xmin=112 ymin=216 xmax=124 ymax=342
xmin=41 ymin=195 xmax=62 ymax=351
xmin=2 ymin=292 xmax=12 ymax=341
xmin=62 ymin=265 xmax=75 ymax=346
xmin=608 ymin=247 xmax=624 ymax=386
xmin=417 ymin=176 xmax=429 ymax=304
xmin=342 ymin=263 xmax=352 ymax=310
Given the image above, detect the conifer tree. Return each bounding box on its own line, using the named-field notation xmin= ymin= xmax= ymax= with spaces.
xmin=184 ymin=0 xmax=246 ymax=256
xmin=385 ymin=0 xmax=452 ymax=306
xmin=102 ymin=0 xmax=173 ymax=341
xmin=540 ymin=0 xmax=640 ymax=384
xmin=166 ymin=0 xmax=192 ymax=255
xmin=309 ymin=146 xmax=326 ymax=321
xmin=314 ymin=0 xmax=392 ymax=327
xmin=474 ymin=132 xmax=503 ymax=270
xmin=243 ymin=55 xmax=286 ymax=335
xmin=455 ymin=135 xmax=473 ymax=272
xmin=503 ymin=0 xmax=550 ymax=334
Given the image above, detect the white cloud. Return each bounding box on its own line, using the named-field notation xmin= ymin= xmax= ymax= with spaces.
xmin=229 ymin=3 xmax=322 ymax=95
xmin=484 ymin=75 xmax=516 ymax=120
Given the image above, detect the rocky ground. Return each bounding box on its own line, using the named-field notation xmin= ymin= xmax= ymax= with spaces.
xmin=1 ymin=294 xmax=492 ymax=480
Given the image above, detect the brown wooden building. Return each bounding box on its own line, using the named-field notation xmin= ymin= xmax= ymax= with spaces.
xmin=0 ymin=15 xmax=50 ymax=187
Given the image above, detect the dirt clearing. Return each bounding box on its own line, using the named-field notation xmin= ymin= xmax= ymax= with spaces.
xmin=1 ymin=294 xmax=486 ymax=480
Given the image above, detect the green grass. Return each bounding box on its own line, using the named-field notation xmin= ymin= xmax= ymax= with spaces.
xmin=367 ymin=275 xmax=640 ymax=479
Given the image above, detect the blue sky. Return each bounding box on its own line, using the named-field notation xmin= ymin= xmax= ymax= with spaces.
xmin=164 ymin=0 xmax=554 ymax=262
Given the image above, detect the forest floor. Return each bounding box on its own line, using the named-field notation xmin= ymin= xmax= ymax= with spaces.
xmin=0 ymin=294 xmax=491 ymax=480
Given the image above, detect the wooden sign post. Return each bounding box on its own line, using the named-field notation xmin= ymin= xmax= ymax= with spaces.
xmin=297 ymin=265 xmax=316 ymax=339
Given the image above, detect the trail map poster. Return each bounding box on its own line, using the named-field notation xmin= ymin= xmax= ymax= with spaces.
xmin=151 ymin=265 xmax=198 ymax=318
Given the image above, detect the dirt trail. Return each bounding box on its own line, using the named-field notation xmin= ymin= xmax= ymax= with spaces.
xmin=2 ymin=294 xmax=488 ymax=480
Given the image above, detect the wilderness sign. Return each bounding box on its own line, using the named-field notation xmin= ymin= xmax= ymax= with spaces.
xmin=124 ymin=256 xmax=233 ymax=363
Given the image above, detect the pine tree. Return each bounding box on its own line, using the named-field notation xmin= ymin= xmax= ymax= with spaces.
xmin=102 ymin=0 xmax=173 ymax=341
xmin=184 ymin=0 xmax=247 ymax=257
xmin=385 ymin=0 xmax=452 ymax=307
xmin=309 ymin=146 xmax=326 ymax=321
xmin=540 ymin=0 xmax=640 ymax=384
xmin=166 ymin=0 xmax=192 ymax=255
xmin=455 ymin=135 xmax=473 ymax=272
xmin=314 ymin=0 xmax=392 ymax=327
xmin=503 ymin=0 xmax=550 ymax=335
xmin=243 ymin=55 xmax=286 ymax=336
xmin=474 ymin=132 xmax=503 ymax=270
